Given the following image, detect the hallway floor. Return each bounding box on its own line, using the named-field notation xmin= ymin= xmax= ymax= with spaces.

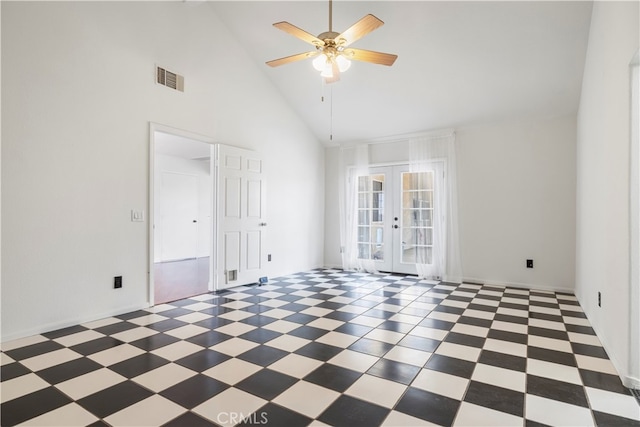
xmin=154 ymin=257 xmax=210 ymax=305
xmin=2 ymin=269 xmax=639 ymax=426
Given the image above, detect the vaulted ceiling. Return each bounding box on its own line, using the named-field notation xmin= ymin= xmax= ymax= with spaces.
xmin=210 ymin=1 xmax=593 ymax=145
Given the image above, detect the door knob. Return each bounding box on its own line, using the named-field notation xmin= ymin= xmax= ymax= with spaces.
xmin=259 ymin=222 xmax=267 ymax=227
xmin=193 ymin=220 xmax=197 ymax=223
xmin=394 ymin=217 xmax=398 ymax=221
xmin=394 ymin=225 xmax=399 ymax=229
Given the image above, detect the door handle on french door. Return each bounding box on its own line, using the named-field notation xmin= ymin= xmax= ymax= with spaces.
xmin=193 ymin=220 xmax=197 ymax=223
xmin=259 ymin=222 xmax=267 ymax=227
xmin=393 ymin=225 xmax=399 ymax=229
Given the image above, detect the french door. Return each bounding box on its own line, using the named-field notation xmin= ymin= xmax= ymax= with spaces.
xmin=356 ymin=164 xmax=442 ymax=275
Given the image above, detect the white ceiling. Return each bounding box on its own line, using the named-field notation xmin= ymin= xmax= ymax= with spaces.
xmin=210 ymin=1 xmax=593 ymax=145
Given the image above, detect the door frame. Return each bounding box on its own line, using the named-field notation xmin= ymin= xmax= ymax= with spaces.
xmin=628 ymin=50 xmax=639 ymax=389
xmin=148 ymin=122 xmax=216 ymax=306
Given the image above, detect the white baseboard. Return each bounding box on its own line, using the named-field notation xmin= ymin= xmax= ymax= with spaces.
xmin=1 ymin=302 xmax=151 ymax=344
xmin=319 ymin=267 xmax=574 ymax=294
xmin=623 ymin=375 xmax=640 ymax=390
xmin=322 ymin=263 xmax=343 ymax=270
xmin=462 ymin=276 xmax=575 ymax=294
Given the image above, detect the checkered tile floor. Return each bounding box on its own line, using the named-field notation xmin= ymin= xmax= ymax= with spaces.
xmin=2 ymin=269 xmax=639 ymax=426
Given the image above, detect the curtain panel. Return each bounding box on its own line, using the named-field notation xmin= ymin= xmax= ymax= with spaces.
xmin=338 ymin=144 xmax=377 ymax=273
xmin=409 ymin=134 xmax=462 ymax=282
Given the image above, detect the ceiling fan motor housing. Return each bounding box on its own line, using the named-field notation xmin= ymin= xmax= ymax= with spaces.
xmin=317 ymin=31 xmax=341 ymax=43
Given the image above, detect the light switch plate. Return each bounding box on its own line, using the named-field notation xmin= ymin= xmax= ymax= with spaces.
xmin=131 ymin=210 xmax=144 ymax=222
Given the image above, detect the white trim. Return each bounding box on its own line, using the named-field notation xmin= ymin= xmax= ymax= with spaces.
xmin=211 ymin=144 xmax=219 ymax=292
xmin=462 ymin=276 xmax=574 ymax=294
xmin=1 ymin=303 xmax=149 ymax=343
xmin=317 ymin=268 xmax=574 ymax=293
xmin=590 ymin=314 xmax=636 ymax=392
xmin=337 ymin=128 xmax=456 ymax=148
xmin=148 ymin=123 xmax=216 ymax=306
xmin=628 ymin=49 xmax=640 ymax=390
xmin=623 ymin=375 xmax=640 ymax=390
xmin=323 ymin=263 xmax=344 ymax=270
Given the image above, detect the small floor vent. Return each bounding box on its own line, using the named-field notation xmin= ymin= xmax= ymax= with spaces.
xmin=156 ymin=66 xmax=184 ymax=92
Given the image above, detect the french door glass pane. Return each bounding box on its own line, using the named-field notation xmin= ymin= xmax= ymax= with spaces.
xmin=401 ymin=171 xmax=434 ymax=265
xmin=402 ymin=228 xmax=433 ymax=246
xmin=421 ymin=209 xmax=433 ymax=226
xmin=357 ymin=174 xmax=385 ymax=261
xmin=358 ymin=244 xmax=370 ymax=259
xmin=358 ymin=193 xmax=370 ymax=208
xmin=402 ymin=191 xmax=433 ymax=208
xmin=358 ymin=226 xmax=370 ymax=242
xmin=402 ymin=246 xmax=432 ymax=264
xmin=358 ymin=210 xmax=370 ymax=225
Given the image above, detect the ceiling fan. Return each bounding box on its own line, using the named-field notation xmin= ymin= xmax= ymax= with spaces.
xmin=266 ymin=0 xmax=398 ymax=83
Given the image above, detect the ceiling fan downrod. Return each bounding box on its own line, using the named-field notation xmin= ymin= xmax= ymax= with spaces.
xmin=329 ymin=0 xmax=333 ymax=32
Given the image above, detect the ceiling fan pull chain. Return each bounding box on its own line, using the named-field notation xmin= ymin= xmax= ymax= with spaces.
xmin=330 ymin=84 xmax=333 ymax=141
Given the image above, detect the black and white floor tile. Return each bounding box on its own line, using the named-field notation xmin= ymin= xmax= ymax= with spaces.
xmin=2 ymin=269 xmax=639 ymax=426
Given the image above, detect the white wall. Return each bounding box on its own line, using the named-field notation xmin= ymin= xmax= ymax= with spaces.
xmin=325 ymin=114 xmax=577 ymax=291
xmin=154 ymin=154 xmax=211 ymax=262
xmin=457 ymin=116 xmax=576 ymax=291
xmin=1 ymin=2 xmax=324 ymax=341
xmin=576 ymin=1 xmax=639 ymax=387
xmin=324 ymin=147 xmax=342 ymax=267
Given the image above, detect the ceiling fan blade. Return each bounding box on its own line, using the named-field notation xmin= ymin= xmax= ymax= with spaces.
xmin=266 ymin=51 xmax=318 ymax=68
xmin=335 ymin=14 xmax=384 ymax=47
xmin=324 ymin=61 xmax=341 ymax=84
xmin=273 ymin=22 xmax=324 ymax=47
xmin=345 ymin=48 xmax=397 ymax=66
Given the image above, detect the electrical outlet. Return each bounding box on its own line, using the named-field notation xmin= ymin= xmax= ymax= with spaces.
xmin=268 ymin=254 xmax=272 ymax=262
xmin=598 ymin=291 xmax=601 ymax=307
xmin=114 ymin=276 xmax=122 ymax=289
xmin=526 ymin=259 xmax=534 ymax=268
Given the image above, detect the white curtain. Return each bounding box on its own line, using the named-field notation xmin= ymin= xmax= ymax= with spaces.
xmin=409 ymin=133 xmax=462 ymax=282
xmin=338 ymin=144 xmax=377 ymax=273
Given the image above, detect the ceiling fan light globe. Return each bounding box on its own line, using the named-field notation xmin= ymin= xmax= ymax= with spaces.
xmin=336 ymin=55 xmax=351 ymax=72
xmin=312 ymin=54 xmax=327 ymax=71
xmin=320 ymin=61 xmax=334 ymax=78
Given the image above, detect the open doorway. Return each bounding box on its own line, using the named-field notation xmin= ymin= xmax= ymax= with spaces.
xmin=150 ymin=125 xmax=214 ymax=304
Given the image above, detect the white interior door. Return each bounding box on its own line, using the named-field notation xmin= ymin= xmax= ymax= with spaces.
xmin=161 ymin=172 xmax=199 ymax=261
xmin=356 ymin=164 xmax=441 ymax=275
xmin=215 ymin=145 xmax=265 ymax=290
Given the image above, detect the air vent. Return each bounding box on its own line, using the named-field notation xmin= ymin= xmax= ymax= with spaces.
xmin=156 ymin=66 xmax=184 ymax=92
